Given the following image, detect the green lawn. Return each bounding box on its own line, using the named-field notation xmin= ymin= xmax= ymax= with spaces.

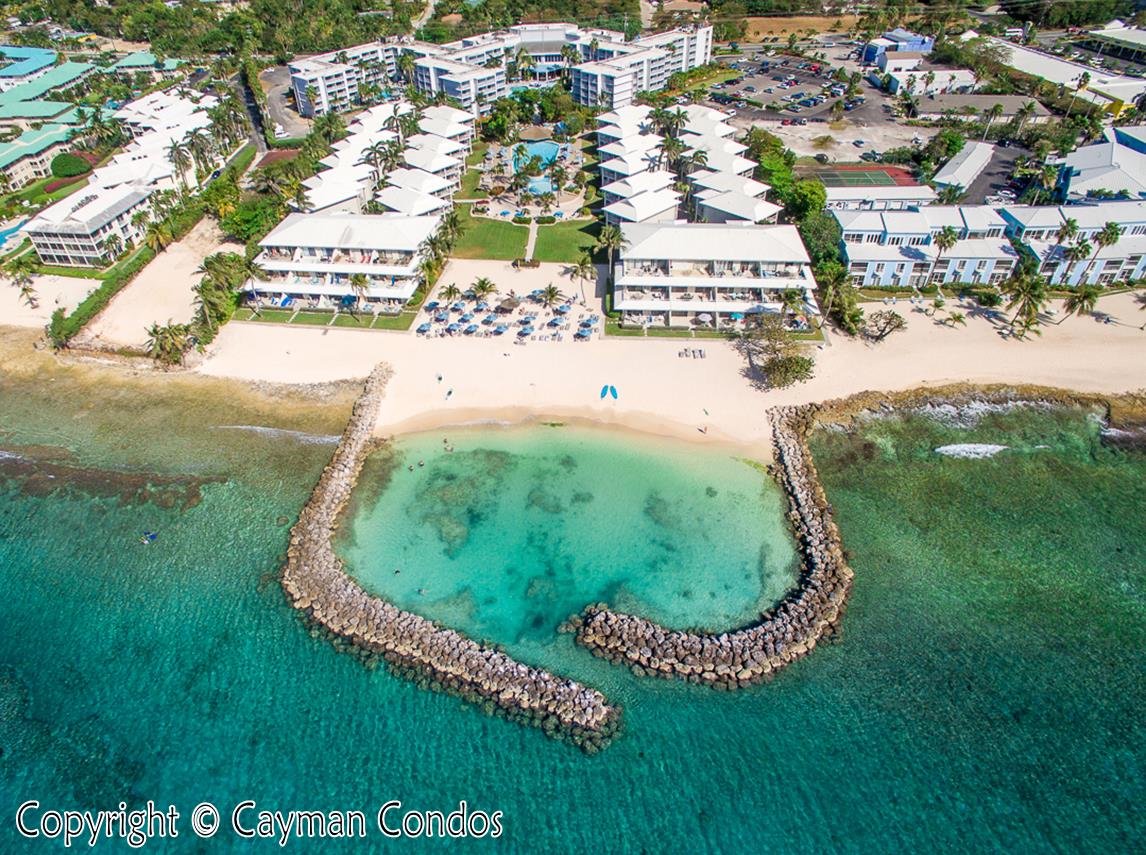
xmin=233 ymin=306 xmax=420 ymax=331
xmin=466 ymin=141 xmax=489 ymax=167
xmin=531 ymin=217 xmax=600 ymax=264
xmin=458 ymin=167 xmax=487 ymax=199
xmin=452 ymin=204 xmax=528 ymax=260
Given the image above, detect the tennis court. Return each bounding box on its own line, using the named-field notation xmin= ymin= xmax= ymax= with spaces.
xmin=813 ymin=169 xmax=897 ymax=187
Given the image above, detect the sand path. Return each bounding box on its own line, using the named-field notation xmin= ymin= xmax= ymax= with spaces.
xmin=83 ymin=219 xmax=243 ymax=349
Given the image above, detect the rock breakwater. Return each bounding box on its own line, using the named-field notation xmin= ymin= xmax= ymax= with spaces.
xmin=571 ymin=406 xmax=853 ymax=689
xmin=281 ymin=365 xmax=620 ymax=750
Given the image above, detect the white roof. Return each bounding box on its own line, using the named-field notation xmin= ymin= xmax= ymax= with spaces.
xmin=890 ymin=68 xmax=977 ymax=89
xmin=690 ymin=170 xmax=769 ymax=198
xmin=421 ymin=104 xmax=475 ymax=126
xmin=932 ymin=141 xmax=994 ymax=188
xmin=603 ymin=187 xmax=681 ymax=222
xmin=683 ymin=132 xmax=748 ymax=156
xmin=682 ymin=117 xmax=736 ymax=138
xmin=374 ymin=186 xmax=450 ymax=216
xmin=416 ymin=115 xmax=471 ymax=140
xmin=835 ymin=209 xmax=932 ymax=234
xmin=598 ymin=104 xmax=652 ymax=126
xmin=621 ymin=222 xmax=810 ymax=263
xmin=1005 ymin=201 xmax=1146 ymax=230
xmin=599 ymin=135 xmax=664 ymax=159
xmin=406 ymin=133 xmax=466 ymax=156
xmin=1030 ymin=232 xmax=1146 ymax=262
xmin=988 ymin=37 xmax=1146 ymax=106
xmin=599 ymin=150 xmax=659 ymax=176
xmin=1063 ymin=134 xmax=1146 ymax=198
xmin=28 ymin=183 xmax=151 ymax=233
xmin=825 ymin=185 xmax=939 ymax=203
xmin=260 ymin=213 xmax=439 ymax=251
xmin=697 ymin=192 xmax=782 ymax=223
xmin=403 ymin=147 xmax=461 ymax=174
xmin=602 ymin=169 xmax=676 ymax=198
xmin=690 ymin=149 xmax=756 ymax=174
xmin=385 ymin=167 xmax=453 ymax=196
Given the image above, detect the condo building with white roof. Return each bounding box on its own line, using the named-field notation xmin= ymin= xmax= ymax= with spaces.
xmin=835 ymin=205 xmax=1019 ymax=288
xmin=247 ymin=213 xmax=439 ymax=309
xmin=614 ymin=222 xmax=818 ymax=328
xmin=25 ymin=90 xmax=226 ymax=266
xmin=290 ymin=24 xmax=712 ymax=118
xmin=1000 ymin=201 xmax=1146 ymax=286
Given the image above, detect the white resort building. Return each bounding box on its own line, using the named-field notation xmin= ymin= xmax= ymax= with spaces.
xmin=290 ymin=24 xmax=713 ymax=117
xmin=835 ymin=205 xmax=1019 ymax=288
xmin=246 ymin=212 xmax=439 ymax=310
xmin=25 ymin=90 xmax=227 ymax=266
xmin=614 ymin=222 xmax=819 ymax=329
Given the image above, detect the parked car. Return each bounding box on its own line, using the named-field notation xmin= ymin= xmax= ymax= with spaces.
xmin=853 ymin=139 xmax=866 ymax=147
xmin=814 ymin=153 xmax=831 ymax=163
xmin=781 ymin=118 xmax=794 ymax=125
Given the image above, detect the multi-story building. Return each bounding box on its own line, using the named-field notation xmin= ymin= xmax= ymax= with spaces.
xmin=613 ymin=222 xmax=818 ymax=328
xmin=26 ymin=184 xmax=155 ymax=267
xmin=1000 ymin=201 xmax=1146 ymax=286
xmin=862 ymin=28 xmax=935 ymax=64
xmin=836 ymin=205 xmax=1019 ymax=288
xmin=0 ymin=122 xmax=74 ymax=188
xmin=291 ymin=24 xmax=712 ymax=117
xmin=1055 ymin=125 xmax=1146 ymax=201
xmin=246 ymin=212 xmax=439 ymax=308
xmin=0 ymin=46 xmax=57 ymax=91
xmin=824 ymin=184 xmax=939 ymax=211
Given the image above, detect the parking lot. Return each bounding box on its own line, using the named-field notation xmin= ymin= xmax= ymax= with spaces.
xmin=709 ymin=48 xmax=932 ymax=160
xmin=259 ymin=65 xmax=311 ymax=140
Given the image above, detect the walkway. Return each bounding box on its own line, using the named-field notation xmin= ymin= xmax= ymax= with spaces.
xmin=524 ymin=220 xmax=539 ymax=260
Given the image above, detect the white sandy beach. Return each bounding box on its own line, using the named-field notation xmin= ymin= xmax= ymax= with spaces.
xmin=198 ymin=282 xmax=1146 ymax=455
xmin=0 ymin=273 xmax=100 ymax=328
xmin=82 ymin=219 xmax=243 ymax=349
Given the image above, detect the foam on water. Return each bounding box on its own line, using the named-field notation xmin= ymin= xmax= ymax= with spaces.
xmin=934 ymin=443 xmax=1010 ymax=458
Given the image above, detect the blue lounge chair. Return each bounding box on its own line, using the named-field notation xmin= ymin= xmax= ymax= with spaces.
xmin=517 ymin=326 xmax=533 ymax=336
xmin=425 ymin=301 xmax=439 ymax=310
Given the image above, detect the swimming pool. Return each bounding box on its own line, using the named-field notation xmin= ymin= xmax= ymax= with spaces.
xmin=0 ymin=218 xmax=27 ymax=250
xmin=514 ymin=140 xmax=561 ymax=195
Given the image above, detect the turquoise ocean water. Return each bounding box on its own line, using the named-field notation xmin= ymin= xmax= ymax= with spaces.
xmin=0 ymin=375 xmax=1143 ymax=852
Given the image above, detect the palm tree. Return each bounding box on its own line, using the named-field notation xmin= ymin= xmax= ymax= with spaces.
xmin=595 ymin=224 xmax=626 ymax=272
xmin=538 ymin=191 xmax=556 ymax=214
xmin=101 ymin=234 xmax=123 ymax=262
xmin=471 ymin=276 xmax=497 ymax=301
xmin=981 ymin=102 xmax=1004 ymax=141
xmin=1067 ymin=71 xmax=1090 ymax=118
xmin=167 ymin=140 xmax=194 ymax=193
xmin=931 ymin=225 xmax=959 ymax=296
xmin=779 ymin=288 xmax=804 ymax=326
xmin=1061 ymin=282 xmax=1102 ymax=320
xmin=1016 ymin=100 xmax=1038 ymax=135
xmin=1034 ymin=163 xmax=1059 ymax=205
xmin=1003 ymin=271 xmax=1048 ymax=335
xmin=131 ymin=209 xmax=151 ymax=231
xmin=144 ymin=221 xmax=173 ymax=254
xmin=540 ymin=283 xmax=564 ymax=308
xmin=5 ymin=253 xmax=38 ymax=308
xmin=397 ymin=51 xmax=416 ymax=84
xmin=1064 ymin=238 xmax=1092 ymax=288
xmin=572 ymin=253 xmax=595 ymax=302
xmin=146 ymin=320 xmax=191 ymax=366
xmin=1086 ymin=221 xmax=1122 ymax=284
xmin=442 ymin=283 xmax=462 ymax=303
xmin=937 ymin=184 xmax=965 ymax=205
xmin=348 ymin=273 xmax=369 ymax=310
xmin=1054 ymin=217 xmax=1079 ymax=249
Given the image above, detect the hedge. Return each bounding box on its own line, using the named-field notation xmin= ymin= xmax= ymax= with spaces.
xmin=535 ymin=215 xmax=556 ymax=224
xmin=50 ymin=152 xmax=92 ymax=178
xmin=43 ymin=174 xmax=86 ymax=194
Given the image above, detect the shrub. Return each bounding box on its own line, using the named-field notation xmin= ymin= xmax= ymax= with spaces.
xmin=512 ymin=215 xmax=530 ymax=224
xmin=43 ymin=175 xmax=85 ymax=194
xmin=535 ymin=215 xmax=555 ymax=224
xmin=50 ymin=152 xmax=92 ymax=178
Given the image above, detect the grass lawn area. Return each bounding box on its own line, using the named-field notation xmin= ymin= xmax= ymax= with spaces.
xmin=452 ymin=204 xmax=528 ymax=260
xmin=233 ymin=306 xmax=419 ymax=331
xmin=459 ymin=167 xmax=487 ymax=199
xmin=531 ymin=217 xmax=600 ymax=264
xmin=466 ymin=141 xmax=489 ymax=167
xmin=604 ymin=318 xmax=730 ymax=338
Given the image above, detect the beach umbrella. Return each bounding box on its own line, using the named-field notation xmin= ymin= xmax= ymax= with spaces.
xmin=424 ymin=301 xmax=439 ymax=310
xmin=579 ymin=319 xmax=594 ymax=327
xmin=730 ymin=313 xmax=744 ymax=320
xmin=519 ymin=317 xmax=532 ymax=325
xmin=475 ymin=301 xmax=489 ymax=311
xmin=498 ymin=298 xmax=519 ymax=312
xmin=482 ymin=314 xmax=498 ymax=324
xmin=575 ymin=328 xmax=590 ymax=338
xmin=547 ymin=317 xmax=562 ymax=327
xmin=451 ymin=301 xmax=465 ymax=311
xmin=417 ymin=323 xmax=431 ymax=333
xmin=518 ymin=327 xmax=533 ymax=336
xmin=530 ymin=289 xmax=543 ymax=297
xmin=447 ymin=322 xmax=461 ymax=332
xmin=697 ymin=313 xmax=713 ymax=323
xmin=434 ymin=311 xmax=449 ymax=322
xmin=464 ymin=324 xmax=478 ymax=334
xmin=460 ymin=312 xmax=474 ymax=322
xmin=494 ymin=325 xmax=508 ymax=334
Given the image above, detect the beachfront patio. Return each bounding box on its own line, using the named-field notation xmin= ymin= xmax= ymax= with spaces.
xmin=416 ymin=259 xmax=605 ymax=344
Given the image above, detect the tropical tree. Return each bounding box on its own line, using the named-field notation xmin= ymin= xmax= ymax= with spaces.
xmin=1055 ymin=217 xmax=1079 ymax=249
xmin=981 ymin=102 xmax=1004 ymax=141
xmin=1086 ymin=221 xmax=1122 ymax=284
xmin=595 ymin=224 xmax=626 ymax=272
xmin=348 ymin=273 xmax=369 ymax=310
xmin=937 ymin=184 xmax=965 ymax=205
xmin=471 ymin=276 xmax=497 ymax=300
xmin=1064 ymin=238 xmax=1092 ymax=288
xmin=932 ymin=225 xmax=959 ymax=296
xmin=540 ymin=283 xmax=564 ymax=308
xmin=144 ymin=221 xmax=174 ymax=254
xmin=442 ymin=283 xmax=462 ymax=303
xmin=4 ymin=253 xmax=38 ymax=308
xmin=397 ymin=51 xmax=416 ymax=84
xmin=779 ymin=288 xmax=804 ymax=327
xmin=571 ymin=253 xmax=595 ymax=302
xmin=101 ymin=234 xmax=123 ymax=261
xmin=1061 ymin=282 xmax=1102 ymax=320
xmin=1067 ymin=71 xmax=1090 ymax=118
xmin=167 ymin=140 xmax=194 ymax=193
xmin=1003 ymin=271 xmax=1049 ymax=335
xmin=146 ymin=320 xmax=192 ymax=366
